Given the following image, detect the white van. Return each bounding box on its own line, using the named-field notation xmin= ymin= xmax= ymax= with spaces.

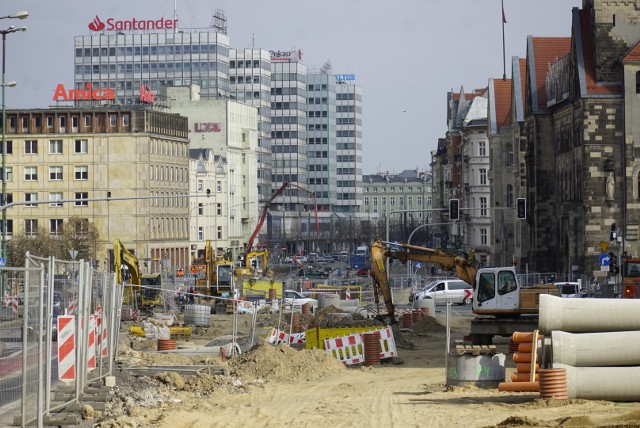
xmin=414 ymin=279 xmax=474 ymax=305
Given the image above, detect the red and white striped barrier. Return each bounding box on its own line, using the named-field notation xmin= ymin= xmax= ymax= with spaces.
xmin=67 ymin=294 xmax=77 ymax=315
xmin=266 ymin=328 xmax=306 ymax=345
xmin=324 ymin=334 xmax=364 ymax=365
xmin=87 ymin=315 xmax=96 ymax=371
xmin=57 ymin=315 xmax=76 ymax=383
xmin=378 ymin=327 xmax=397 ymax=359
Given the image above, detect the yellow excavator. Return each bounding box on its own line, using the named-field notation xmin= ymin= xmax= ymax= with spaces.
xmin=194 ymin=240 xmax=235 ymax=298
xmin=370 ymin=239 xmax=559 ymax=344
xmin=235 ymin=249 xmax=269 ymax=276
xmin=370 ymin=239 xmax=478 ymax=324
xmin=113 ymin=240 xmax=162 ymax=307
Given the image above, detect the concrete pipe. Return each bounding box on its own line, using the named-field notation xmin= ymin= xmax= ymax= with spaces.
xmin=555 ymin=364 xmax=640 ymax=401
xmin=539 ymin=295 xmax=640 ymax=333
xmin=552 ymin=330 xmax=640 ymax=367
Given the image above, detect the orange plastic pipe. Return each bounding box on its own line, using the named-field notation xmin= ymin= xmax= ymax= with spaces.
xmin=517 ymin=363 xmax=539 ymax=373
xmin=512 ymin=332 xmax=534 ymax=343
xmin=512 ymin=352 xmax=532 ymax=363
xmin=512 ymin=372 xmax=539 ymax=382
xmin=498 ymin=381 xmax=540 ymax=392
xmin=518 ymin=342 xmax=533 ymax=353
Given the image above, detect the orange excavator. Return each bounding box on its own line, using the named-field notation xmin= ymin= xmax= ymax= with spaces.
xmin=243 ymin=181 xmax=319 ymax=261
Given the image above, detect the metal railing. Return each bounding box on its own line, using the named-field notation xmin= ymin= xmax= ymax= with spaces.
xmin=0 ymin=254 xmax=120 ymax=427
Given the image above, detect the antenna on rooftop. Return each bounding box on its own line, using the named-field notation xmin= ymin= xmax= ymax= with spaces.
xmin=210 ymin=9 xmax=227 ymax=34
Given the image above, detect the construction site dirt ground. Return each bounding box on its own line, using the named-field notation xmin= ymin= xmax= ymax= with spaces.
xmin=85 ymin=290 xmax=640 ymax=428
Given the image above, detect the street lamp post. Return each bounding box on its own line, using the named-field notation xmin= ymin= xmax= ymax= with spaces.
xmin=0 ymin=11 xmax=28 ymax=296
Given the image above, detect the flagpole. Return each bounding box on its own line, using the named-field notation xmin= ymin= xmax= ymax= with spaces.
xmin=502 ymin=0 xmax=506 ymax=80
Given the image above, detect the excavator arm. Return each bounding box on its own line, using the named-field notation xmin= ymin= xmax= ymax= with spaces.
xmin=369 ymin=239 xmax=478 ymax=324
xmin=245 ymin=181 xmax=319 ymax=255
xmin=113 ymin=240 xmax=142 ymax=285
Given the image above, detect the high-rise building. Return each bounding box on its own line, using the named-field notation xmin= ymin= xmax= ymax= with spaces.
xmin=335 ymin=75 xmax=363 ymax=214
xmin=229 ymin=49 xmax=273 ymax=201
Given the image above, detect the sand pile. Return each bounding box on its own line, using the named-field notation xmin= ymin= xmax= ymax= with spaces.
xmin=229 ymin=342 xmax=346 ymax=383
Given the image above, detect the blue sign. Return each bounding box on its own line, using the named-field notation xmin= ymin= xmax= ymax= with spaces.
xmin=334 ymin=74 xmax=356 ymax=81
xmin=0 ymin=257 xmax=4 ymax=267
xmin=599 ymin=253 xmax=611 ymax=266
xmin=415 ymin=262 xmax=422 ymax=269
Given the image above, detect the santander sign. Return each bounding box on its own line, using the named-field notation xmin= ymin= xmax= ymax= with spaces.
xmin=88 ymin=15 xmax=178 ymax=32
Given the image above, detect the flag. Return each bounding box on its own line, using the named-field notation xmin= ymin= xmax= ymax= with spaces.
xmin=502 ymin=0 xmax=507 ymax=24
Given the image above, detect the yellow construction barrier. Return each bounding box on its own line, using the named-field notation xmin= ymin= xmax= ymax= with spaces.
xmin=129 ymin=325 xmax=193 ymax=337
xmin=305 ymin=325 xmax=386 ymax=350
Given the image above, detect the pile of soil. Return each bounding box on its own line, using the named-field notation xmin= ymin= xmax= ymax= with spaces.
xmin=229 ymin=342 xmax=346 ymax=383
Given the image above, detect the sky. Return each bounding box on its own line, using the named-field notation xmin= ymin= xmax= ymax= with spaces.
xmin=2 ymin=0 xmax=581 ymax=174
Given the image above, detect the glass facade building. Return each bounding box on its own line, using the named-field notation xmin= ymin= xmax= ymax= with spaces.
xmin=73 ymin=31 xmax=230 ymax=105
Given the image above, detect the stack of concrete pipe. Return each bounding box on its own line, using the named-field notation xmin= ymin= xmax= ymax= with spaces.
xmin=539 ymin=294 xmax=640 ymax=401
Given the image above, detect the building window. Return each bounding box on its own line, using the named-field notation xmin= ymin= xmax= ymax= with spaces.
xmin=49 ymin=140 xmax=63 ymax=154
xmin=50 ymin=219 xmax=63 ymax=235
xmin=49 ymin=166 xmax=63 ymax=180
xmin=216 ymin=180 xmax=222 ymax=192
xmin=479 ymin=141 xmax=486 ymax=157
xmin=198 ymin=203 xmax=204 ymax=215
xmin=75 ymin=139 xmax=88 ymax=154
xmin=74 ymin=165 xmax=88 ymax=180
xmin=480 ymin=228 xmax=487 ymax=245
xmin=480 ymin=197 xmax=488 ymax=216
xmin=197 ymin=180 xmax=203 ymax=192
xmin=505 ymin=143 xmax=513 ymax=166
xmin=198 ymin=226 xmax=204 ymax=241
xmin=217 ymin=226 xmax=222 ymax=240
xmin=2 ymin=166 xmax=12 ymax=182
xmin=506 ymin=184 xmax=514 ymax=207
xmin=75 ymin=192 xmax=89 ymax=206
xmin=110 ymin=115 xmax=117 ymax=127
xmin=25 ymin=219 xmax=37 ymax=236
xmin=25 ymin=140 xmax=38 ymax=154
xmin=636 ymin=71 xmax=640 ymax=93
xmin=24 ymin=166 xmax=38 ymax=181
xmin=1 ymin=219 xmax=13 ymax=236
xmin=25 ymin=192 xmax=37 ymax=207
xmin=216 ymin=203 xmax=222 ymax=215
xmin=85 ymin=115 xmax=91 ymax=127
xmin=3 ymin=140 xmax=12 ymax=155
xmin=49 ymin=192 xmax=63 ymax=207
xmin=123 ymin=114 xmax=129 ymax=126
xmin=46 ymin=116 xmax=53 ymax=128
xmin=479 ymin=168 xmax=487 ymax=185
xmin=364 ymin=197 xmax=369 ymax=206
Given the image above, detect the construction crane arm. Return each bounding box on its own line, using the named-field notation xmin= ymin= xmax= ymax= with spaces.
xmin=245 ymin=181 xmax=318 ymax=254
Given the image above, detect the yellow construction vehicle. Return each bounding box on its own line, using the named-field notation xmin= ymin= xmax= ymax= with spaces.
xmin=370 ymin=239 xmax=559 ymax=344
xmin=113 ymin=240 xmax=162 ymax=307
xmin=235 ymin=249 xmax=269 ymax=276
xmin=194 ymin=240 xmax=235 ymax=298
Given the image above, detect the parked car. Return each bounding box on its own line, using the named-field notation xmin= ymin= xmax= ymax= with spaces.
xmin=413 ymin=279 xmax=473 ymax=305
xmin=299 ymin=268 xmax=328 ymax=279
xmin=356 ymin=267 xmax=371 ymax=277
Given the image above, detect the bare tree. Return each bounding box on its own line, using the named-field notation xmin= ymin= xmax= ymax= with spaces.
xmin=6 ymin=217 xmax=101 ymax=267
xmin=7 ymin=227 xmax=60 ymax=267
xmin=60 ymin=217 xmax=101 ymax=263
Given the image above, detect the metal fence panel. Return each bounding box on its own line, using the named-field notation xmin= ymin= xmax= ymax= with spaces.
xmin=0 ymin=254 xmax=119 ymax=427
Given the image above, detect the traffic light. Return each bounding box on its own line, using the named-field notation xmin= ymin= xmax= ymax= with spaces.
xmin=609 ymin=252 xmax=619 ymax=275
xmin=516 ymin=198 xmax=527 ymax=219
xmin=449 ymin=199 xmax=459 ymax=220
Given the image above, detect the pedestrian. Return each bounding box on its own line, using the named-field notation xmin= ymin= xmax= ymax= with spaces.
xmin=188 ymin=287 xmax=195 ymax=303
